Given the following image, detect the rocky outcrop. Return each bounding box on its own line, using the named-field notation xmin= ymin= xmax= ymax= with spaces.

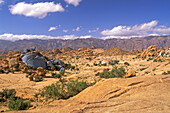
xmin=10 ymin=75 xmax=170 ymax=113
xmin=141 ymin=45 xmax=164 ymax=58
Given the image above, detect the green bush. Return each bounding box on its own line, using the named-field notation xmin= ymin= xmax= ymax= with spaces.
xmin=13 ymin=64 xmax=19 ymax=69
xmin=39 ymin=78 xmax=95 ymax=100
xmin=2 ymin=89 xmax=16 ymax=99
xmin=7 ymin=69 xmax=11 ymax=73
xmin=26 ymin=65 xmax=33 ymax=69
xmin=93 ymin=63 xmax=98 ymax=66
xmin=124 ymin=62 xmax=130 ymax=66
xmin=147 ymin=58 xmax=153 ymax=61
xmin=153 ymin=59 xmax=157 ymax=62
xmin=101 ymin=63 xmax=107 ymax=66
xmin=110 ymin=60 xmax=119 ymax=66
xmin=162 ymin=71 xmax=170 ymax=75
xmin=158 ymin=59 xmax=164 ymax=62
xmin=25 ymin=71 xmax=31 ymax=75
xmin=54 ymin=65 xmax=61 ymax=71
xmin=71 ymin=66 xmax=75 ymax=69
xmin=47 ymin=66 xmax=51 ymax=70
xmin=86 ymin=64 xmax=90 ymax=67
xmin=0 ymin=69 xmax=4 ymax=73
xmin=96 ymin=66 xmax=126 ymax=78
xmin=0 ymin=89 xmax=16 ymax=102
xmin=67 ymin=79 xmax=95 ymax=98
xmin=140 ymin=67 xmax=147 ymax=71
xmin=34 ymin=75 xmax=43 ymax=82
xmin=51 ymin=73 xmax=61 ymax=78
xmin=60 ymin=71 xmax=65 ymax=76
xmin=8 ymin=98 xmax=30 ymax=110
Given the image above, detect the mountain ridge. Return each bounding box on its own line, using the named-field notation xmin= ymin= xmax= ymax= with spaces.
xmin=0 ymin=36 xmax=169 ymax=51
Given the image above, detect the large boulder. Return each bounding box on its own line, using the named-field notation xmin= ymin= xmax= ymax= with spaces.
xmin=21 ymin=52 xmax=47 ymax=69
xmin=124 ymin=69 xmax=136 ymax=78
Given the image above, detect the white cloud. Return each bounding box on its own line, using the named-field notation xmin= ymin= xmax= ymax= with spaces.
xmin=48 ymin=27 xmax=57 ymax=32
xmin=64 ymin=0 xmax=82 ymax=7
xmin=63 ymin=30 xmax=68 ymax=33
xmin=9 ymin=2 xmax=64 ymax=18
xmin=101 ymin=20 xmax=170 ymax=39
xmin=0 ymin=0 xmax=4 ymax=4
xmin=89 ymin=28 xmax=99 ymax=33
xmin=73 ymin=27 xmax=80 ymax=31
xmin=0 ymin=33 xmax=92 ymax=41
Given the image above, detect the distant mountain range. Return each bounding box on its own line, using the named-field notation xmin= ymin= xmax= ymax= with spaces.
xmin=0 ymin=36 xmax=169 ymax=51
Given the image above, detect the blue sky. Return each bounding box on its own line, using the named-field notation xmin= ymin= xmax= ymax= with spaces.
xmin=0 ymin=0 xmax=170 ymax=41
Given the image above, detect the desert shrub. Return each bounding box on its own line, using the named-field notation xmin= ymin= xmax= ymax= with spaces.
xmin=96 ymin=66 xmax=126 ymax=78
xmin=145 ymin=71 xmax=150 ymax=74
xmin=124 ymin=62 xmax=130 ymax=66
xmin=67 ymin=79 xmax=95 ymax=98
xmin=11 ymin=69 xmax=14 ymax=73
xmin=7 ymin=69 xmax=11 ymax=73
xmin=54 ymin=74 xmax=61 ymax=78
xmin=86 ymin=64 xmax=90 ymax=67
xmin=34 ymin=75 xmax=43 ymax=82
xmin=51 ymin=72 xmax=61 ymax=78
xmin=8 ymin=98 xmax=30 ymax=110
xmin=93 ymin=63 xmax=98 ymax=66
xmin=51 ymin=66 xmax=56 ymax=70
xmin=0 ymin=89 xmax=16 ymax=102
xmin=110 ymin=60 xmax=119 ymax=66
xmin=40 ymin=79 xmax=67 ymax=100
xmin=147 ymin=58 xmax=153 ymax=61
xmin=76 ymin=68 xmax=79 ymax=71
xmin=153 ymin=59 xmax=157 ymax=62
xmin=59 ymin=71 xmax=65 ymax=76
xmin=13 ymin=64 xmax=19 ymax=69
xmin=63 ymin=63 xmax=71 ymax=69
xmin=26 ymin=65 xmax=33 ymax=69
xmin=0 ymin=69 xmax=4 ymax=73
xmin=86 ymin=57 xmax=92 ymax=61
xmin=25 ymin=71 xmax=31 ymax=75
xmin=140 ymin=67 xmax=147 ymax=71
xmin=71 ymin=66 xmax=75 ymax=69
xmin=47 ymin=66 xmax=51 ymax=70
xmin=162 ymin=71 xmax=170 ymax=75
xmin=158 ymin=59 xmax=164 ymax=62
xmin=152 ymin=68 xmax=156 ymax=71
xmin=2 ymin=89 xmax=16 ymax=99
xmin=54 ymin=65 xmax=61 ymax=71
xmin=39 ymin=78 xmax=95 ymax=100
xmin=101 ymin=63 xmax=107 ymax=66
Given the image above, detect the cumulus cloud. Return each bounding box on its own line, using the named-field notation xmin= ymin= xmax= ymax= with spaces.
xmin=0 ymin=0 xmax=4 ymax=4
xmin=89 ymin=28 xmax=99 ymax=33
xmin=64 ymin=0 xmax=82 ymax=7
xmin=9 ymin=2 xmax=64 ymax=18
xmin=0 ymin=33 xmax=92 ymax=41
xmin=101 ymin=20 xmax=170 ymax=39
xmin=73 ymin=27 xmax=80 ymax=31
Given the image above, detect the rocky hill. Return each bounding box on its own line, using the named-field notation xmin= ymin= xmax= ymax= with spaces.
xmin=0 ymin=36 xmax=169 ymax=51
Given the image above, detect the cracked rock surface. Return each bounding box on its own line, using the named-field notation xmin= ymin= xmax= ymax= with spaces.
xmin=9 ymin=74 xmax=170 ymax=113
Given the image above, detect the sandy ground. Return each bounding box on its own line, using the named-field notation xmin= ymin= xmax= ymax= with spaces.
xmin=0 ymin=55 xmax=170 ymax=112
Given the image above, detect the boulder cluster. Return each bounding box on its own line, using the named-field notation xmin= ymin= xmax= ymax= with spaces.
xmin=0 ymin=47 xmax=67 ymax=82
